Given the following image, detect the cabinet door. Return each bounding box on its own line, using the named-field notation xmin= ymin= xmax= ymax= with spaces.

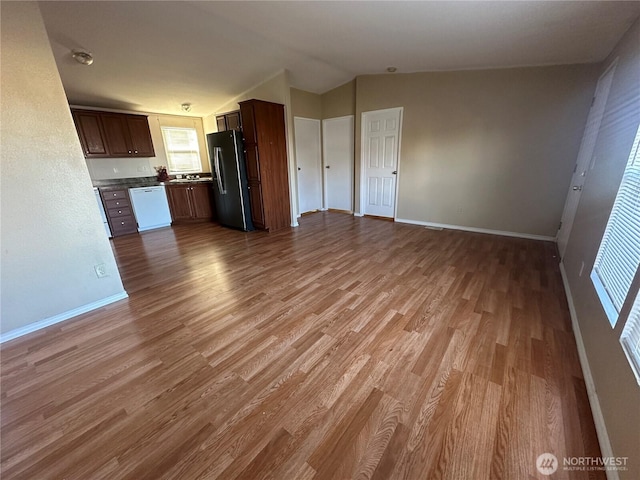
xmin=216 ymin=116 xmax=227 ymax=132
xmin=244 ymin=145 xmax=261 ymax=182
xmin=190 ymin=184 xmax=213 ymax=219
xmin=248 ymin=182 xmax=265 ymax=229
xmin=239 ymin=103 xmax=257 ymax=145
xmin=101 ymin=115 xmax=132 ymax=156
xmin=72 ymin=111 xmax=108 ymax=157
xmin=166 ymin=185 xmax=193 ymax=221
xmin=127 ymin=116 xmax=155 ymax=156
xmin=226 ymin=112 xmax=241 ymax=131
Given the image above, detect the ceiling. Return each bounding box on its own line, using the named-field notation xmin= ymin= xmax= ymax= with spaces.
xmin=39 ymin=1 xmax=640 ymax=117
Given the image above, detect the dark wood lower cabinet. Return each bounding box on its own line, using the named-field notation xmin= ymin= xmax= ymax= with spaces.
xmin=99 ymin=188 xmax=138 ymax=237
xmin=166 ymin=183 xmax=214 ymax=223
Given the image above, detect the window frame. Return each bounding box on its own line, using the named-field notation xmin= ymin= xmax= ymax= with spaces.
xmin=590 ymin=124 xmax=640 ymax=327
xmin=621 ymin=290 xmax=640 ymax=385
xmin=160 ymin=126 xmax=202 ymax=175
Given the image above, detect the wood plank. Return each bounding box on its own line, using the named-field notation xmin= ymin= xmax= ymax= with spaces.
xmin=0 ymin=213 xmax=604 ymax=480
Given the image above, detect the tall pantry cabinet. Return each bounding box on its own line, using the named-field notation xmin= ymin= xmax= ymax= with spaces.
xmin=239 ymin=99 xmax=291 ymax=231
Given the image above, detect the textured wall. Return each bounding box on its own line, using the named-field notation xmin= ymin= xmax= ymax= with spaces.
xmin=562 ymin=18 xmax=640 ymax=479
xmin=0 ymin=2 xmax=125 ymax=335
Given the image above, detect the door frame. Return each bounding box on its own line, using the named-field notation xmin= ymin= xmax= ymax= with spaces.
xmin=322 ymin=115 xmax=354 ymax=212
xmin=358 ymin=107 xmax=404 ymax=218
xmin=293 ymin=116 xmax=322 ymax=215
xmin=556 ymin=59 xmax=618 ymax=258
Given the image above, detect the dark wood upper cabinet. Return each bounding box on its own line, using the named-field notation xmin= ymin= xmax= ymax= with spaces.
xmin=71 ymin=111 xmax=109 ymax=157
xmin=126 ymin=115 xmax=155 ymax=156
xmin=239 ymin=99 xmax=290 ymax=232
xmin=215 ymin=110 xmax=242 ymax=132
xmin=71 ymin=109 xmax=155 ymax=158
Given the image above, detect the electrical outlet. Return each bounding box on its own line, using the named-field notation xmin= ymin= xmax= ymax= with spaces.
xmin=94 ymin=263 xmax=108 ymax=278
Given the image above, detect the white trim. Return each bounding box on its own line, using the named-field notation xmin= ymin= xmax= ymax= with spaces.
xmin=353 ymin=212 xmax=364 ymax=217
xmin=394 ymin=217 xmax=556 ymax=241
xmin=559 ymin=262 xmax=618 ymax=480
xmin=0 ymin=292 xmax=129 ymax=344
xmin=359 ymin=107 xmax=403 ymax=219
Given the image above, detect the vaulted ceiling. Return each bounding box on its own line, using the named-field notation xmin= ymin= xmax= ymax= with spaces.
xmin=39 ymin=1 xmax=640 ymax=117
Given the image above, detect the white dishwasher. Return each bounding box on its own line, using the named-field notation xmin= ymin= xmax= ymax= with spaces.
xmin=128 ymin=186 xmax=172 ymax=232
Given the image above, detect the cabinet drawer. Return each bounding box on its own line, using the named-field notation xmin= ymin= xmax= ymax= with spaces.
xmin=104 ymin=189 xmax=128 ymax=200
xmin=105 ymin=198 xmax=130 ymax=210
xmin=107 ymin=206 xmax=132 ymax=218
xmin=109 ymin=215 xmax=137 ymax=236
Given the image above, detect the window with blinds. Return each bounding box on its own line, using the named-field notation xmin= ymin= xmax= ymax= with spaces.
xmin=621 ymin=291 xmax=640 ymax=385
xmin=160 ymin=127 xmax=202 ymax=174
xmin=590 ymin=124 xmax=640 ymax=327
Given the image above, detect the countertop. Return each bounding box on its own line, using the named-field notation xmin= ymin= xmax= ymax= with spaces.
xmin=93 ymin=176 xmax=213 ymax=190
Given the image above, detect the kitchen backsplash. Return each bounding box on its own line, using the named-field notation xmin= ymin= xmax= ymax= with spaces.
xmin=85 ymin=156 xmax=157 ymax=180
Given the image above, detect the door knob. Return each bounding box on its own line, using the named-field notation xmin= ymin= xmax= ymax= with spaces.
xmin=392 ymin=170 xmax=397 ymax=175
xmin=326 ymin=165 xmax=330 ymax=169
xmin=298 ymin=167 xmax=301 ymax=171
xmin=572 ymin=185 xmax=582 ymax=191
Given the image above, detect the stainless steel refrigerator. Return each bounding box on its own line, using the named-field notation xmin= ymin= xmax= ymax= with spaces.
xmin=207 ymin=130 xmax=254 ymax=231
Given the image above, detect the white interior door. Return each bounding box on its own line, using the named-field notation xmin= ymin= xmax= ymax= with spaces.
xmin=323 ymin=115 xmax=354 ymax=212
xmin=361 ymin=108 xmax=402 ymax=218
xmin=557 ymin=62 xmax=617 ymax=258
xmin=294 ymin=117 xmax=322 ymax=214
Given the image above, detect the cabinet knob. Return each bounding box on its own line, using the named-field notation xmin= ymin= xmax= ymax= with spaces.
xmin=113 ymin=193 xmax=117 ymax=196
xmin=121 ymin=221 xmax=125 ymax=225
xmin=134 ymin=150 xmax=138 ymax=154
xmin=118 ymin=210 xmax=122 ymax=214
xmin=128 ymin=150 xmax=132 ymax=154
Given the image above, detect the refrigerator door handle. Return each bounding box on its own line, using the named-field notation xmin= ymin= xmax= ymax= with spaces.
xmin=214 ymin=147 xmax=226 ymax=194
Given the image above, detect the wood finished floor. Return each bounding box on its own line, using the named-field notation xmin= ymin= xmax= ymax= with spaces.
xmin=1 ymin=212 xmax=604 ymax=480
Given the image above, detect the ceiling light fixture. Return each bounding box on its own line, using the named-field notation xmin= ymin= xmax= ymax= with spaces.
xmin=181 ymin=103 xmax=192 ymax=112
xmin=386 ymin=67 xmax=397 ymax=73
xmin=72 ymin=50 xmax=94 ymax=66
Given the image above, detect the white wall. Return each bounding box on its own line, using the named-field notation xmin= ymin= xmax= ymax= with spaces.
xmin=0 ymin=2 xmax=126 ymax=336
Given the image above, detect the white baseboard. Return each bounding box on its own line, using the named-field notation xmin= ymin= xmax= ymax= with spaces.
xmin=353 ymin=212 xmax=364 ymax=217
xmin=559 ymin=262 xmax=618 ymax=480
xmin=394 ymin=218 xmax=556 ymax=242
xmin=0 ymin=291 xmax=129 ymax=344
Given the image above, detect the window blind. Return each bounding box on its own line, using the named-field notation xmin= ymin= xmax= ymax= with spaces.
xmin=621 ymin=291 xmax=640 ymax=385
xmin=590 ymin=124 xmax=640 ymax=326
xmin=160 ymin=127 xmax=201 ymax=174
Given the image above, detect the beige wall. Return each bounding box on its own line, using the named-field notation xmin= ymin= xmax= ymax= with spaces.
xmin=562 ymin=18 xmax=640 ymax=479
xmin=0 ymin=2 xmax=126 ymax=335
xmin=291 ymin=88 xmax=322 ymax=119
xmin=354 ymin=66 xmax=599 ymax=237
xmin=82 ymin=111 xmax=210 ymax=180
xmin=322 ymin=80 xmax=356 ymax=119
xmin=204 ymin=70 xmax=292 ymax=132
